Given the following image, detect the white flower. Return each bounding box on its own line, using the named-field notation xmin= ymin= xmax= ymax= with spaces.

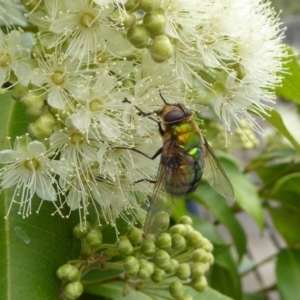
xmin=0 ymin=136 xmax=67 ymax=218
xmin=0 ymin=30 xmax=31 ymax=87
xmin=69 ymin=74 xmax=130 ymax=141
xmin=31 ymin=52 xmax=88 ymax=109
xmin=0 ymin=0 xmax=27 ymax=27
xmin=49 ymin=0 xmax=118 ymax=65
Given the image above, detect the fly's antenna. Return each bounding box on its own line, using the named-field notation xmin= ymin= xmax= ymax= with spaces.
xmin=159 ymin=90 xmax=170 ymax=105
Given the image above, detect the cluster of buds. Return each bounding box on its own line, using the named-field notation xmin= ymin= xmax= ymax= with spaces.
xmin=56 ymin=216 xmax=213 ymax=300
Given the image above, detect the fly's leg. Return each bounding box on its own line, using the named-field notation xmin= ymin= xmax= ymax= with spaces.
xmin=123 ymin=97 xmax=165 ymax=136
xmin=110 ymin=146 xmax=162 ymax=160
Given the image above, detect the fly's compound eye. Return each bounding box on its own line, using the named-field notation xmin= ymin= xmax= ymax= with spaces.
xmin=164 ymin=110 xmax=185 ymax=124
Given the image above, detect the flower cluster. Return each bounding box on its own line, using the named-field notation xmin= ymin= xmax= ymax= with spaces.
xmin=0 ymin=0 xmax=284 ymax=227
xmin=57 ymin=216 xmax=213 ymax=300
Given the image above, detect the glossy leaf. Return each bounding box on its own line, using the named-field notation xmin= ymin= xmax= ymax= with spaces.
xmin=276 ymin=249 xmax=300 ymax=300
xmin=216 ymin=152 xmax=264 ymax=229
xmin=258 ymin=108 xmax=300 ymax=153
xmin=269 ymin=206 xmax=300 ymax=246
xmin=276 ymin=46 xmax=300 ymax=104
xmin=192 ymin=182 xmax=246 ymax=260
xmin=0 ymin=92 xmax=74 ymax=300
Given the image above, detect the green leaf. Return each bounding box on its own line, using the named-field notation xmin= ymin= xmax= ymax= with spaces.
xmin=276 ymin=46 xmax=300 ymax=104
xmin=0 ymin=91 xmax=74 ymax=300
xmin=276 ymin=249 xmax=300 ymax=300
xmin=192 ymin=182 xmax=247 ymax=260
xmin=0 ymin=197 xmax=73 ymax=300
xmin=209 ymin=251 xmax=242 ymax=300
xmin=270 ymin=173 xmax=300 ymax=213
xmin=216 ymin=153 xmax=264 ymax=229
xmin=269 ymin=206 xmax=300 ymax=246
xmin=258 ymin=108 xmax=300 ymax=153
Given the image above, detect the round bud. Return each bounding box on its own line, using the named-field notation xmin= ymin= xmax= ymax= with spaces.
xmin=191 ymin=276 xmax=207 ymax=292
xmin=139 ymin=0 xmax=157 ymax=12
xmin=56 ymin=264 xmax=80 ymax=282
xmin=170 ymin=224 xmax=187 ymax=236
xmin=153 ymin=249 xmax=171 ymax=270
xmin=179 ymin=216 xmax=193 ymax=225
xmin=190 ymin=262 xmax=207 ymax=278
xmin=192 ymin=249 xmax=209 ymax=263
xmin=207 ymin=253 xmax=214 ymax=265
xmin=152 ymin=211 xmax=170 ymax=232
xmin=137 ymin=260 xmax=155 ymax=279
xmin=28 ymin=113 xmax=56 ymax=138
xmin=127 ymin=225 xmax=143 ymax=244
xmin=182 ymin=295 xmax=193 ymax=300
xmin=72 ymin=222 xmax=91 ymax=239
xmin=184 ymin=224 xmax=194 ymax=236
xmin=141 ymin=240 xmax=156 ymax=257
xmin=64 ymin=281 xmax=84 ymax=299
xmin=171 ymin=234 xmax=186 ymax=251
xmin=151 ymin=267 xmax=165 ymax=283
xmin=143 ymin=10 xmax=166 ymax=35
xmin=109 ymin=10 xmax=136 ymax=28
xmin=124 ymin=0 xmax=139 ymax=11
xmin=150 ymin=35 xmax=173 ymax=63
xmin=201 ymin=237 xmax=214 ymax=252
xmin=123 ymin=256 xmax=140 ymax=276
xmin=155 ymin=233 xmax=172 ymax=251
xmin=117 ymin=236 xmax=133 ymax=255
xmin=122 ymin=78 xmax=135 ymax=88
xmin=86 ymin=229 xmax=102 ymax=249
xmin=11 ymin=84 xmax=29 ymax=101
xmin=22 ymin=92 xmax=44 ymax=117
xmin=186 ymin=231 xmax=204 ymax=248
xmin=127 ymin=25 xmax=149 ymax=49
xmin=165 ymin=259 xmax=179 ymax=274
xmin=169 ymin=281 xmax=184 ymax=299
xmin=176 ymin=263 xmax=191 ymax=281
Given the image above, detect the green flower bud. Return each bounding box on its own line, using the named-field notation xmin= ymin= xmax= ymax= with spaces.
xmin=64 ymin=281 xmax=84 ymax=299
xmin=28 ymin=113 xmax=55 ymax=138
xmin=123 ymin=256 xmax=140 ymax=276
xmin=137 ymin=260 xmax=155 ymax=279
xmin=86 ymin=229 xmax=102 ymax=249
xmin=127 ymin=225 xmax=143 ymax=244
xmin=169 ymin=281 xmax=184 ymax=299
xmin=170 ymin=224 xmax=187 ymax=236
xmin=109 ymin=10 xmax=136 ymax=28
xmin=191 ymin=276 xmax=207 ymax=292
xmin=151 ymin=267 xmax=165 ymax=283
xmin=176 ymin=263 xmax=191 ymax=281
xmin=186 ymin=231 xmax=204 ymax=248
xmin=184 ymin=224 xmax=194 ymax=236
xmin=190 ymin=262 xmax=208 ymax=278
xmin=139 ymin=0 xmax=157 ymax=12
xmin=143 ymin=9 xmax=166 ymax=35
xmin=56 ymin=264 xmax=80 ymax=282
xmin=207 ymin=253 xmax=214 ymax=265
xmin=141 ymin=240 xmax=156 ymax=257
xmin=201 ymin=237 xmax=214 ymax=252
xmin=192 ymin=248 xmax=209 ymax=263
xmin=127 ymin=25 xmax=149 ymax=49
xmin=182 ymin=295 xmax=193 ymax=300
xmin=72 ymin=222 xmax=91 ymax=239
xmin=11 ymin=84 xmax=29 ymax=101
xmin=117 ymin=236 xmax=133 ymax=255
xmin=179 ymin=216 xmax=193 ymax=225
xmin=22 ymin=92 xmax=45 ymax=118
xmin=171 ymin=234 xmax=186 ymax=251
xmin=124 ymin=0 xmax=139 ymax=11
xmin=155 ymin=233 xmax=172 ymax=251
xmin=165 ymin=259 xmax=179 ymax=274
xmin=150 ymin=35 xmax=173 ymax=63
xmin=122 ymin=78 xmax=135 ymax=88
xmin=153 ymin=249 xmax=171 ymax=270
xmin=152 ymin=211 xmax=170 ymax=232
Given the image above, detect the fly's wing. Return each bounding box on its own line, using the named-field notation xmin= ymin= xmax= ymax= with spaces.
xmin=202 ymin=138 xmax=235 ymax=203
xmin=144 ymin=145 xmax=182 ymax=238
